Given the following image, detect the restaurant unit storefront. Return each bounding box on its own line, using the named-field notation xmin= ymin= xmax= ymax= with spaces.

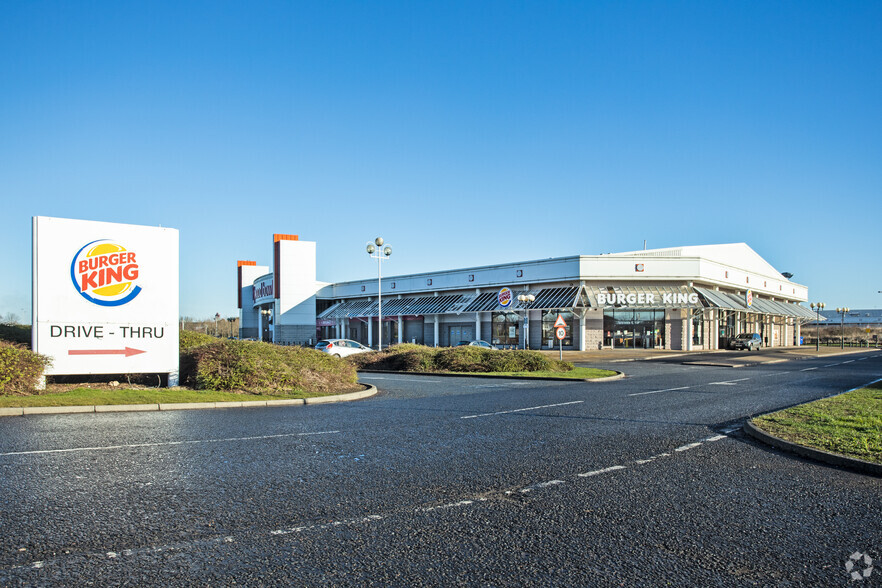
xmin=239 ymin=240 xmax=816 ymax=351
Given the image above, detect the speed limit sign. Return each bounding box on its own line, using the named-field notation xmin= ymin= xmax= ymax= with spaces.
xmin=556 ymin=327 xmax=566 ymax=340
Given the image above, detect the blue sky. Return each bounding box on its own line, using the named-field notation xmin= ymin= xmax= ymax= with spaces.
xmin=2 ymin=1 xmax=880 ymax=320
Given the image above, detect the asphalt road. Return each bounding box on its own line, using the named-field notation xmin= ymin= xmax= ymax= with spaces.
xmin=0 ymin=350 xmax=880 ymax=586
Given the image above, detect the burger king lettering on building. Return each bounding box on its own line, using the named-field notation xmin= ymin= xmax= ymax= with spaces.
xmin=33 ymin=217 xmax=179 ymax=386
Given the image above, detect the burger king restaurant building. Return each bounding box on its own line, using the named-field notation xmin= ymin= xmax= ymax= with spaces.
xmin=238 ymin=236 xmax=815 ymax=351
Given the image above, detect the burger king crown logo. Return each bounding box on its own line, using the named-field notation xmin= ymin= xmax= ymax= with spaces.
xmin=70 ymin=239 xmax=142 ymax=306
xmin=498 ymin=287 xmax=513 ymax=308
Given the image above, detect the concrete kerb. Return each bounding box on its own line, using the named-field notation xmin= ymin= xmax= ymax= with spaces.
xmin=743 ymin=419 xmax=882 ymax=477
xmin=0 ymin=384 xmax=378 ymax=418
xmin=357 ymin=370 xmax=625 ymax=382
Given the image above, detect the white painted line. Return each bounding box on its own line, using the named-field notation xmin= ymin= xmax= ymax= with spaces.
xmin=801 ymin=367 xmax=818 ymax=371
xmin=475 ymin=382 xmax=533 ymax=388
xmin=521 ymin=479 xmax=566 ymax=493
xmin=823 ymin=364 xmax=840 ymax=368
xmin=0 ymin=430 xmax=340 ymax=457
xmin=271 ymin=514 xmax=384 ymax=536
xmin=628 ymin=386 xmax=690 ymax=397
xmin=709 ymin=377 xmax=750 ymax=386
xmin=674 ymin=442 xmax=702 ymax=452
xmin=461 ymin=400 xmax=583 ymax=419
xmin=703 ymin=434 xmax=728 ymax=442
xmin=419 ymin=500 xmax=476 ymax=512
xmin=578 ymin=465 xmax=626 ymax=477
xmin=634 ymin=458 xmax=654 ymax=465
xmin=841 ymin=360 xmax=855 ymax=364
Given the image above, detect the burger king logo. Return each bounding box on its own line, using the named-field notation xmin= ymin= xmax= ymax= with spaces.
xmin=70 ymin=240 xmax=142 ymax=306
xmin=497 ymin=287 xmax=513 ymax=308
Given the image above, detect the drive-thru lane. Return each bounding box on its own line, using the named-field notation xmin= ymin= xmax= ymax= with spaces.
xmin=0 ymin=350 xmax=879 ymax=585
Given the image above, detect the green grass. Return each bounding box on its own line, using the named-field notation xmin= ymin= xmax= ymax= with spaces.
xmin=473 ymin=367 xmax=617 ymax=379
xmin=0 ymin=387 xmax=332 ymax=408
xmin=752 ymin=383 xmax=882 ymax=464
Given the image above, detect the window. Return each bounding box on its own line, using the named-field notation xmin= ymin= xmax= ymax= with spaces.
xmin=603 ymin=309 xmax=666 ymax=349
xmin=491 ymin=312 xmax=520 ymax=348
xmin=542 ymin=310 xmax=573 ymax=347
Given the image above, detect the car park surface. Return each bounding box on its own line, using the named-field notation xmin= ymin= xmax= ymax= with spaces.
xmin=0 ymin=350 xmax=879 ymax=585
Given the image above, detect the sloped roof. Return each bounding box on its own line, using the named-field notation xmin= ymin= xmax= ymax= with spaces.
xmin=614 ymin=243 xmax=786 ymax=280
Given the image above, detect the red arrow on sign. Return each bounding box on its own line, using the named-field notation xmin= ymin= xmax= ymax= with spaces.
xmin=68 ymin=348 xmax=146 ymax=357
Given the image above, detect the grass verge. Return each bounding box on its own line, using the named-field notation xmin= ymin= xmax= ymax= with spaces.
xmin=752 ymin=383 xmax=882 ymax=464
xmin=0 ymin=387 xmax=335 ymax=408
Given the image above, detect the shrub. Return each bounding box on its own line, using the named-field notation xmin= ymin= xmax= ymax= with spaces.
xmin=349 ymin=344 xmax=573 ymax=373
xmin=181 ymin=339 xmax=358 ymax=394
xmin=0 ymin=341 xmax=52 ymax=395
xmin=0 ymin=323 xmax=31 ymax=346
xmin=179 ymin=330 xmax=217 ymax=352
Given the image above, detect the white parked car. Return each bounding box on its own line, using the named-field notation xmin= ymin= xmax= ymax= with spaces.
xmin=315 ymin=339 xmax=372 ymax=358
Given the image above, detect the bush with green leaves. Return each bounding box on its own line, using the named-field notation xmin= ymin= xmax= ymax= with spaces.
xmin=349 ymin=344 xmax=572 ymax=373
xmin=181 ymin=338 xmax=358 ymax=394
xmin=179 ymin=329 xmax=218 ymax=352
xmin=0 ymin=341 xmax=51 ymax=395
xmin=0 ymin=323 xmax=31 ymax=346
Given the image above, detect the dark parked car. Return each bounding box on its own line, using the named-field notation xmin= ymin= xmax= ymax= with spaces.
xmin=731 ymin=333 xmax=762 ymax=351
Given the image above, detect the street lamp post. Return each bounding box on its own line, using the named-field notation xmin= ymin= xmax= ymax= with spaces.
xmin=214 ymin=312 xmax=221 ymax=337
xmin=835 ymin=307 xmax=849 ymax=349
xmin=366 ymin=237 xmax=392 ymax=351
xmin=810 ymin=302 xmax=824 ymax=351
xmin=517 ymin=293 xmax=535 ymax=349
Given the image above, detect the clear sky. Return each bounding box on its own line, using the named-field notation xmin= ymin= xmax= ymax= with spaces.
xmin=2 ymin=1 xmax=880 ymax=321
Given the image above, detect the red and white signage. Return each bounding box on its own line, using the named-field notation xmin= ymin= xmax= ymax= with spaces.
xmin=33 ymin=217 xmax=179 ymax=382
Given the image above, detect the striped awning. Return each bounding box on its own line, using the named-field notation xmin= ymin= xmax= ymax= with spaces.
xmin=694 ymin=287 xmax=817 ymax=320
xmin=319 ymin=286 xmax=586 ymax=319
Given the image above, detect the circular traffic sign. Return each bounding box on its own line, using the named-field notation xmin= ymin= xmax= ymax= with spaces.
xmin=556 ymin=327 xmax=566 ymax=340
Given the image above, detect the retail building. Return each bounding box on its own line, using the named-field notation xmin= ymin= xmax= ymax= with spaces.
xmin=238 ymin=235 xmax=815 ymax=351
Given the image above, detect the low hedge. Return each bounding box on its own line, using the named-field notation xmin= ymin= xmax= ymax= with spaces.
xmin=181 ymin=338 xmax=359 ymax=394
xmin=0 ymin=341 xmax=52 ymax=395
xmin=0 ymin=323 xmax=31 ymax=346
xmin=349 ymin=344 xmax=573 ymax=373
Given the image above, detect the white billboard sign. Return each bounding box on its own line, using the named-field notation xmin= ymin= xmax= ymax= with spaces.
xmin=32 ymin=217 xmax=179 ymax=384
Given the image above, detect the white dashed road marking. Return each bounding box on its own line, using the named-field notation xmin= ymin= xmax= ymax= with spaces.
xmin=578 ymin=465 xmax=627 ymax=477
xmin=461 ymin=400 xmax=583 ymax=419
xmin=0 ymin=430 xmax=340 ymax=457
xmin=628 ymin=386 xmax=690 ymax=397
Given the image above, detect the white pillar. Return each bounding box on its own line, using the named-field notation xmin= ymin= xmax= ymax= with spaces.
xmin=686 ymin=311 xmax=693 ymax=351
xmin=258 ymin=310 xmax=264 ymax=341
xmin=398 ymin=315 xmax=404 ymax=344
xmin=476 ymin=312 xmax=481 ymax=341
xmin=368 ymin=317 xmax=373 ymax=347
xmin=578 ymin=310 xmax=587 ymax=351
xmin=434 ymin=315 xmax=440 ymax=347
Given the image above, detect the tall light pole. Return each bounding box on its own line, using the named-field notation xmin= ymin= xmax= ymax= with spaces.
xmin=517 ymin=293 xmax=535 ymax=349
xmin=214 ymin=312 xmax=221 ymax=336
xmin=366 ymin=237 xmax=392 ymax=351
xmin=810 ymin=302 xmax=824 ymax=351
xmin=835 ymin=307 xmax=849 ymax=349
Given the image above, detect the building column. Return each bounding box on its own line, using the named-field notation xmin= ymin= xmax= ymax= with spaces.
xmin=475 ymin=313 xmax=481 ymax=341
xmin=398 ymin=315 xmax=404 ymax=344
xmin=578 ymin=309 xmax=587 ymax=351
xmin=434 ymin=315 xmax=440 ymax=347
xmin=367 ymin=317 xmax=373 ymax=348
xmin=258 ymin=310 xmax=264 ymax=342
xmin=686 ymin=312 xmax=693 ymax=351
xmin=795 ymin=321 xmax=801 ymax=346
